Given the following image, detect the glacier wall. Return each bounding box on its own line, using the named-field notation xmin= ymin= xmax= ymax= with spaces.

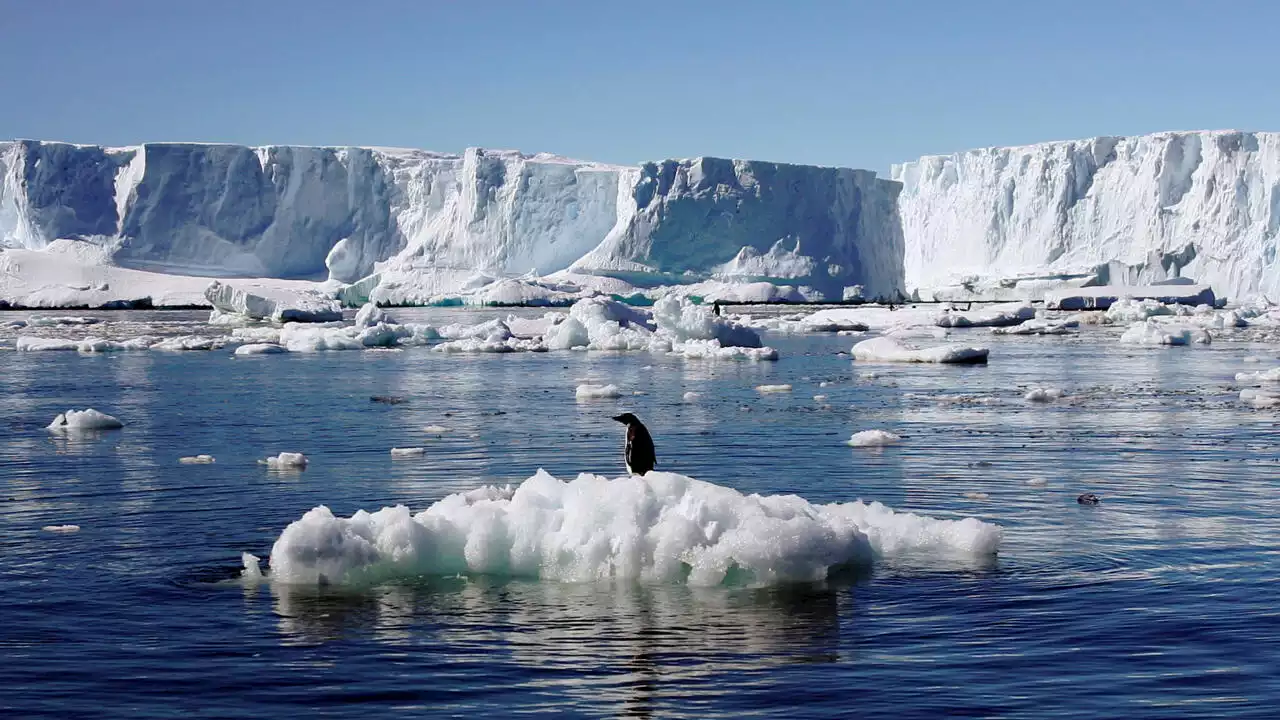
xmin=0 ymin=140 xmax=905 ymax=300
xmin=892 ymin=131 xmax=1280 ymax=301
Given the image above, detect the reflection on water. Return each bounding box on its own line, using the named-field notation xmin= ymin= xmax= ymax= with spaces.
xmin=2 ymin=307 xmax=1279 ymax=717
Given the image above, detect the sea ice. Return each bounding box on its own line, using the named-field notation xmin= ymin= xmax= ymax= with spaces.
xmin=250 ymin=469 xmax=1003 ymax=586
xmin=1118 ymin=320 xmax=1212 ymax=346
xmin=755 ymin=384 xmax=793 ymax=393
xmin=852 ymin=336 xmax=989 ymax=364
xmin=234 ymin=343 xmax=287 ymax=355
xmin=576 ymin=384 xmax=622 ymax=399
xmin=935 ymin=302 xmax=1035 ymax=328
xmin=1024 ymin=387 xmax=1066 ymax=402
xmin=205 ymin=281 xmax=342 ymax=323
xmin=990 ymin=318 xmax=1077 ymax=335
xmin=47 ymin=409 xmax=123 ymax=432
xmin=390 ymin=447 xmax=426 ymax=458
xmin=179 ymin=455 xmax=216 ymax=464
xmin=42 ymin=525 xmax=81 ymax=533
xmin=262 ymin=452 xmax=308 ymax=469
xmin=847 ymin=430 xmax=901 ymax=447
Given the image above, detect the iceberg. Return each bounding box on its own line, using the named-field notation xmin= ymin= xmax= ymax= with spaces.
xmin=1 ymin=141 xmax=905 ymax=306
xmin=893 ymin=131 xmax=1280 ymax=302
xmin=204 ymin=281 xmax=342 ymax=323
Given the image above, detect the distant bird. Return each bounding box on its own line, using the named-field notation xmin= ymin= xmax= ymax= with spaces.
xmin=712 ymin=301 xmax=722 ymax=316
xmin=612 ymin=413 xmax=656 ymax=476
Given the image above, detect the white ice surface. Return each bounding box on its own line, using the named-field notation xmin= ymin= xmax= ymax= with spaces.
xmin=47 ymin=408 xmax=123 ymax=432
xmin=248 ymin=470 xmax=1002 ymax=586
xmin=847 ymin=430 xmax=902 ymax=447
xmin=852 ymin=336 xmax=990 ymax=364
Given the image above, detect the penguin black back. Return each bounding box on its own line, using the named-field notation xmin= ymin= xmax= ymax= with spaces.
xmin=611 ymin=413 xmax=656 ymax=476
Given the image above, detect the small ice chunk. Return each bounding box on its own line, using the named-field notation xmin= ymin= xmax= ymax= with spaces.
xmin=756 ymin=384 xmax=792 ymax=393
xmin=241 ymin=552 xmax=263 ymax=580
xmin=47 ymin=409 xmax=123 ymax=432
xmin=576 ymin=384 xmax=622 ymax=399
xmin=1025 ymin=478 xmax=1049 ymax=487
xmin=42 ymin=524 xmax=81 ymax=533
xmin=179 ymin=455 xmax=216 ymax=464
xmin=390 ymin=447 xmax=426 ymax=458
xmin=848 ymin=430 xmax=901 ymax=447
xmin=852 ymin=336 xmax=989 ymax=364
xmin=423 ymin=425 xmax=450 ymax=434
xmin=682 ymin=391 xmax=701 ymax=402
xmin=813 ymin=394 xmax=828 ymax=402
xmin=964 ymin=492 xmax=990 ymax=500
xmin=1024 ymin=387 xmax=1065 ymax=403
xmin=234 ymin=343 xmax=287 ymax=356
xmin=262 ymin=452 xmax=308 ymax=469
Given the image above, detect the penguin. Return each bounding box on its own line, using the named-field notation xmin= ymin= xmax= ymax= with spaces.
xmin=611 ymin=413 xmax=656 ymax=476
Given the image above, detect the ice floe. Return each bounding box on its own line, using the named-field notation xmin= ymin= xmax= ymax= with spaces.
xmin=262 ymin=452 xmax=308 ymax=469
xmin=47 ymin=408 xmax=123 ymax=432
xmin=247 ymin=470 xmax=1003 ymax=586
xmin=390 ymin=447 xmax=426 ymax=458
xmin=576 ymin=384 xmax=622 ymax=399
xmin=847 ymin=430 xmax=901 ymax=447
xmin=1024 ymin=387 xmax=1066 ymax=403
xmin=852 ymin=336 xmax=989 ymax=364
xmin=1118 ymin=320 xmax=1212 ymax=346
xmin=179 ymin=455 xmax=216 ymax=464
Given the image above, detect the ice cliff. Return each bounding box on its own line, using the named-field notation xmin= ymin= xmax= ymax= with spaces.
xmin=892 ymin=131 xmax=1280 ymax=301
xmin=0 ymin=140 xmax=904 ymax=302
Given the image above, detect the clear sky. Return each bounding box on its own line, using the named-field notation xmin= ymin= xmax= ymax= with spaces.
xmin=2 ymin=0 xmax=1275 ymax=174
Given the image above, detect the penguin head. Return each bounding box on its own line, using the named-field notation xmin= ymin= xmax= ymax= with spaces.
xmin=611 ymin=413 xmax=640 ymax=425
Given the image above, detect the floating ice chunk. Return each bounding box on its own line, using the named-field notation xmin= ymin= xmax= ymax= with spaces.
xmin=150 ymin=335 xmax=226 ymax=352
xmin=423 ymin=425 xmax=450 ymax=434
xmin=756 ymin=384 xmax=792 ymax=393
xmin=991 ymin=318 xmax=1078 ymax=336
xmin=256 ymin=470 xmax=1003 ymax=586
xmin=1236 ymin=367 xmax=1280 ymax=384
xmin=1239 ymin=387 xmax=1280 ymax=408
xmin=26 ymin=316 xmax=101 ymax=327
xmin=16 ymin=336 xmax=147 ymax=352
xmin=682 ymin=391 xmax=701 ymax=402
xmin=42 ymin=524 xmax=81 ymax=532
xmin=1025 ymin=478 xmax=1049 ymax=487
xmin=1118 ymin=320 xmax=1211 ymax=346
xmin=576 ymin=384 xmax=622 ymax=399
xmin=673 ymin=339 xmax=778 ymax=361
xmin=390 ymin=447 xmax=426 ymax=458
xmin=241 ymin=552 xmax=264 ymax=580
xmin=262 ymin=452 xmax=308 ymax=469
xmin=1024 ymin=387 xmax=1065 ymax=403
xmin=1047 ymin=285 xmax=1217 ymax=311
xmin=847 ymin=430 xmax=901 ymax=447
xmin=1105 ymin=298 xmax=1175 ymax=323
xmin=434 ymin=336 xmax=547 ymax=353
xmin=234 ymin=343 xmax=287 ymax=355
xmin=813 ymin=394 xmax=828 ymax=402
xmin=205 ymin=281 xmax=342 ymax=323
xmin=936 ymin=302 xmax=1035 ymax=328
xmin=852 ymin=336 xmax=989 ymax=364
xmin=964 ymin=492 xmax=989 ymax=500
xmin=179 ymin=454 xmax=216 ymax=464
xmin=47 ymin=409 xmax=123 ymax=432
xmin=353 ymin=302 xmax=394 ymax=328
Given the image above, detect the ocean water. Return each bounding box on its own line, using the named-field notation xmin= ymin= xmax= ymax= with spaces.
xmin=2 ymin=308 xmax=1278 ymax=718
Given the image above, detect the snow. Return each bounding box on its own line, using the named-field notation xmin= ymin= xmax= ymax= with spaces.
xmin=852 ymin=336 xmax=990 ymax=364
xmin=893 ymin=131 xmax=1280 ymax=302
xmin=1046 ymin=285 xmax=1217 ymax=311
xmin=1118 ymin=320 xmax=1212 ymax=346
xmin=47 ymin=408 xmax=123 ymax=432
xmin=247 ymin=469 xmax=1003 ymax=586
xmin=179 ymin=455 xmax=216 ymax=464
xmin=575 ymin=384 xmax=622 ymax=399
xmin=848 ymin=430 xmax=901 ymax=447
xmin=263 ymin=452 xmax=308 ymax=469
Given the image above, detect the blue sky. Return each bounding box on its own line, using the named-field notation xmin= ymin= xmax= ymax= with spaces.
xmin=1 ymin=0 xmax=1275 ymax=173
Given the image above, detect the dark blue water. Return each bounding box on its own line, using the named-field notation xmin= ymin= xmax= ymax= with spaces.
xmin=2 ymin=309 xmax=1278 ymax=718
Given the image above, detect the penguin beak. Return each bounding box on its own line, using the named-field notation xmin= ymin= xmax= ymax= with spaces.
xmin=611 ymin=415 xmax=626 ymax=423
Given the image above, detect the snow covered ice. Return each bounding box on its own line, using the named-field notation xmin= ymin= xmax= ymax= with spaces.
xmin=262 ymin=452 xmax=308 ymax=469
xmin=247 ymin=470 xmax=1002 ymax=587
